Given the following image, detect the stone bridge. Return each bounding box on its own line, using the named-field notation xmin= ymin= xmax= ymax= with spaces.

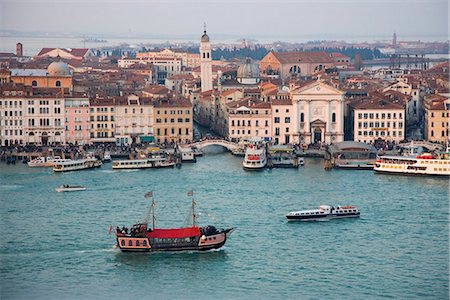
xmin=181 ymin=139 xmax=241 ymax=152
xmin=397 ymin=141 xmax=443 ymax=151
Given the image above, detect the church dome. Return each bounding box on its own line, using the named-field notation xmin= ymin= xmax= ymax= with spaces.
xmin=47 ymin=61 xmax=71 ymax=76
xmin=201 ymin=30 xmax=210 ymax=43
xmin=237 ymin=57 xmax=260 ymax=84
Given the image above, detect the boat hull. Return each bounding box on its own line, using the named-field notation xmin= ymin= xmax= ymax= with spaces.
xmin=116 ymin=229 xmax=232 ymax=252
xmin=55 ymin=187 xmax=86 ymax=192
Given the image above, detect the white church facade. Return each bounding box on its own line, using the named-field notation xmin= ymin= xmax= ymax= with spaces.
xmin=291 ymin=80 xmax=345 ymax=144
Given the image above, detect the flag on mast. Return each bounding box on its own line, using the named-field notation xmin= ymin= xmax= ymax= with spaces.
xmin=145 ymin=191 xmax=153 ymax=198
xmin=187 ymin=190 xmax=193 ymax=197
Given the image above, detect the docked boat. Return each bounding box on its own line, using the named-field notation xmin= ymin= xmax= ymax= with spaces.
xmin=112 ymin=157 xmax=175 ymax=169
xmin=243 ymin=140 xmax=267 ymax=170
xmin=268 ymin=145 xmax=303 ymax=168
xmin=115 ymin=192 xmax=234 ymax=252
xmin=374 ymin=150 xmax=450 ymax=176
xmin=286 ymin=205 xmax=360 ymax=221
xmin=55 ymin=185 xmax=86 ymax=192
xmin=103 ymin=151 xmax=112 ymax=162
xmin=53 ymin=158 xmax=102 ymax=172
xmin=28 ymin=156 xmax=71 ymax=167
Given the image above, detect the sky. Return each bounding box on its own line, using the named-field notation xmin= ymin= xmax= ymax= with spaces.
xmin=0 ymin=0 xmax=448 ymax=42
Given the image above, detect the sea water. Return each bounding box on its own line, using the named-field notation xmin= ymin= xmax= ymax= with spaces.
xmin=0 ymin=154 xmax=448 ymax=299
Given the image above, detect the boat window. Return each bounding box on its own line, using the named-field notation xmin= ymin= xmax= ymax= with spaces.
xmin=121 ymin=240 xmax=125 ymax=246
xmin=136 ymin=240 xmax=140 ymax=246
xmin=128 ymin=240 xmax=133 ymax=246
xmin=213 ymin=237 xmax=216 ymax=240
xmin=143 ymin=240 xmax=147 ymax=246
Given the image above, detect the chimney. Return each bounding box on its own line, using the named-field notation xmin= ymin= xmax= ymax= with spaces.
xmin=16 ymin=43 xmax=23 ymax=57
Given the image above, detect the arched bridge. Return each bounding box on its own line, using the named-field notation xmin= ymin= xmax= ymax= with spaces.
xmin=181 ymin=139 xmax=241 ymax=152
xmin=397 ymin=141 xmax=444 ymax=151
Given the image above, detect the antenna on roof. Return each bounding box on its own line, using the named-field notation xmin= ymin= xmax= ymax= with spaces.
xmin=203 ymin=22 xmax=207 ymax=33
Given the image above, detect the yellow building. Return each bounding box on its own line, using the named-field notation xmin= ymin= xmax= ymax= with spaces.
xmin=153 ymin=96 xmax=193 ymax=144
xmin=423 ymin=94 xmax=450 ymax=144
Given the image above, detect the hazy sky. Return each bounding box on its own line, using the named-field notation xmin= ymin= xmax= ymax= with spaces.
xmin=1 ymin=0 xmax=448 ymax=41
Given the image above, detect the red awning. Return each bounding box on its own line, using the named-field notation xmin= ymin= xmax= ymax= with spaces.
xmin=147 ymin=227 xmax=200 ymax=239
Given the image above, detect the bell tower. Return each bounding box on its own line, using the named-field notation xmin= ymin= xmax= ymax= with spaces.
xmin=200 ymin=25 xmax=213 ymax=92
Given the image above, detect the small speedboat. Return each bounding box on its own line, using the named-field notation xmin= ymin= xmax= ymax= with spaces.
xmin=286 ymin=205 xmax=360 ymax=221
xmin=55 ymin=185 xmax=87 ymax=192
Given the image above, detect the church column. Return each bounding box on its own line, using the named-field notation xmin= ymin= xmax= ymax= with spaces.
xmin=326 ymin=100 xmax=331 ymax=144
xmin=305 ymin=99 xmax=311 ymax=144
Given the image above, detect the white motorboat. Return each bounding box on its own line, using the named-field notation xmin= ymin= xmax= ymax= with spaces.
xmin=286 ymin=205 xmax=360 ymax=221
xmin=55 ymin=185 xmax=87 ymax=192
xmin=28 ymin=156 xmax=71 ymax=167
xmin=243 ymin=140 xmax=267 ymax=170
xmin=53 ymin=158 xmax=102 ymax=172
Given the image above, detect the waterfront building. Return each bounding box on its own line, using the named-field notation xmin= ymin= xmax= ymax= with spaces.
xmin=329 ymin=52 xmax=351 ymax=69
xmin=114 ymin=94 xmax=154 ymax=145
xmin=89 ymin=98 xmax=116 ymax=143
xmin=24 ymin=88 xmax=66 ymax=145
xmin=200 ymin=29 xmax=213 ymax=92
xmin=64 ymin=97 xmax=91 ymax=145
xmin=0 ymin=84 xmax=25 ymax=146
xmin=153 ymin=96 xmax=193 ymax=144
xmin=291 ymin=80 xmax=345 ymax=144
xmin=271 ymin=98 xmax=296 ymax=145
xmin=350 ymin=94 xmax=405 ymax=144
xmin=227 ymin=97 xmax=272 ymax=142
xmin=423 ymin=94 xmax=449 ymax=144
xmin=259 ymin=51 xmax=335 ymax=83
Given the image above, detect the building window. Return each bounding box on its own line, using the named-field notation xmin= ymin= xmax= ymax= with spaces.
xmin=300 ymin=113 xmax=304 ymax=123
xmin=55 ymin=81 xmax=61 ymax=87
xmin=274 ymin=117 xmax=280 ymax=123
xmin=285 ymin=117 xmax=290 ymax=123
xmin=32 ymin=80 xmax=37 ymax=86
xmin=332 ymin=113 xmax=336 ymax=123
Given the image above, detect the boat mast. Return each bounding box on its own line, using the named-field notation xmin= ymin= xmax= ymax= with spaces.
xmin=188 ymin=190 xmax=196 ymax=227
xmin=144 ymin=191 xmax=155 ymax=230
xmin=151 ymin=199 xmax=156 ymax=230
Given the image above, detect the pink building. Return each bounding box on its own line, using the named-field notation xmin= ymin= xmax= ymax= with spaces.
xmin=65 ymin=97 xmax=90 ymax=145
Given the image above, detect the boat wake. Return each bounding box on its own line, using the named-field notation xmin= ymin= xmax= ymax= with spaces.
xmin=0 ymin=184 xmax=24 ymax=190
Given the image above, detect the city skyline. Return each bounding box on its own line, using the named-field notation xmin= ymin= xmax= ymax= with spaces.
xmin=1 ymin=0 xmax=448 ymax=42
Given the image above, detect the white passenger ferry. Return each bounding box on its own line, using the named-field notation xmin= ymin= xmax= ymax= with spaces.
xmin=112 ymin=157 xmax=175 ymax=169
xmin=374 ymin=151 xmax=450 ymax=176
xmin=286 ymin=205 xmax=360 ymax=221
xmin=28 ymin=156 xmax=71 ymax=167
xmin=53 ymin=158 xmax=102 ymax=172
xmin=243 ymin=140 xmax=267 ymax=170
